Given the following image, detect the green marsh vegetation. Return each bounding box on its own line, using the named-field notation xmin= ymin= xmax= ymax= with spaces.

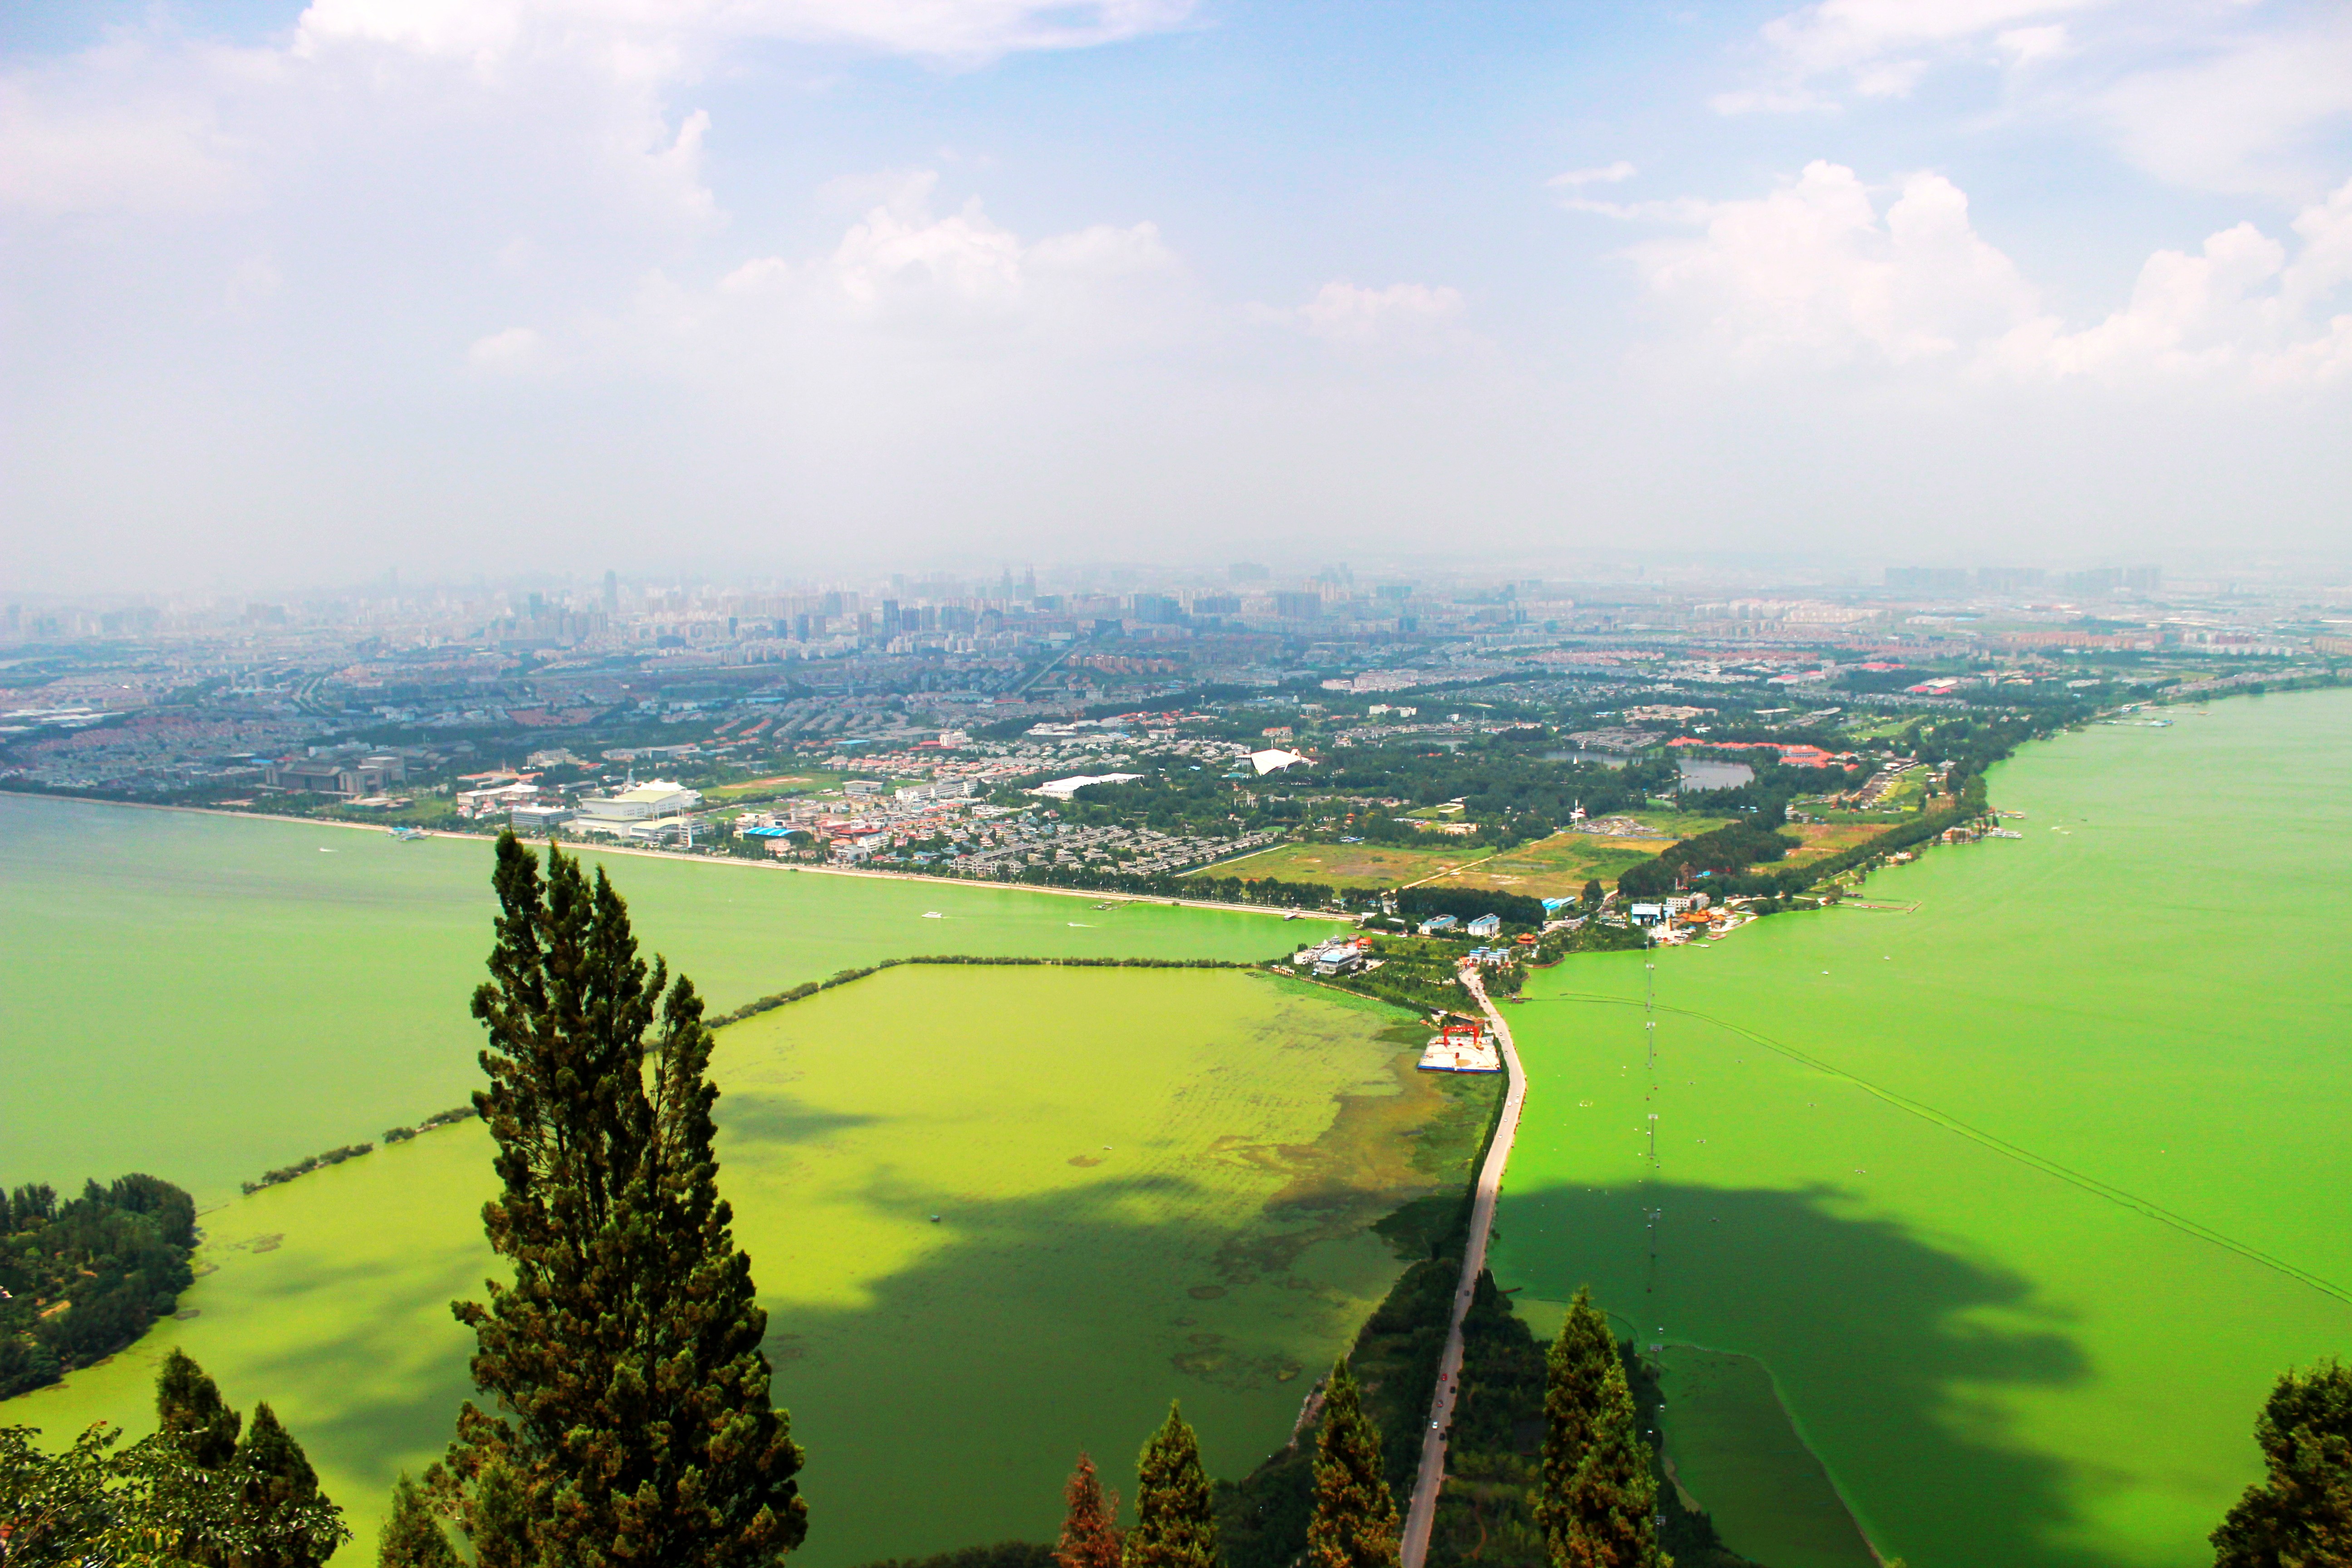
xmin=1492 ymin=685 xmax=2352 ymax=1566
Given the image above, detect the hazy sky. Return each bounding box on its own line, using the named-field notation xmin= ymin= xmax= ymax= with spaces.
xmin=4 ymin=0 xmax=2349 ymax=592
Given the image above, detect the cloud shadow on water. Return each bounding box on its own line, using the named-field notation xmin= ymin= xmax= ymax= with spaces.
xmin=1499 ymin=1180 xmax=2123 ymax=1568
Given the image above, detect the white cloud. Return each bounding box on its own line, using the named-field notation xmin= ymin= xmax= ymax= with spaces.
xmin=1716 ymin=0 xmax=2105 ymax=111
xmin=0 ymin=61 xmax=250 ymax=216
xmin=467 ymin=325 xmax=547 ymax=370
xmin=2093 ymin=21 xmax=2352 ymax=198
xmin=1621 ymin=161 xmax=2036 ymax=365
xmin=1605 ymin=162 xmax=2352 ymax=385
xmin=1994 ymin=191 xmax=2352 ymax=385
xmin=293 ymin=0 xmax=1198 ymax=75
xmin=1287 ymin=281 xmax=1467 ymax=346
xmin=1550 ymin=161 xmax=1637 ymax=190
xmin=709 ymin=172 xmax=1186 ymax=346
xmin=1994 ymin=24 xmax=2070 ymax=66
xmin=1719 ymin=1 xmax=2352 ymax=201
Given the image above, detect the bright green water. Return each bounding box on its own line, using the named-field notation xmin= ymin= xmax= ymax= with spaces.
xmin=0 ymin=798 xmax=1336 ymax=1203
xmin=1491 ymin=686 xmax=2352 ymax=1568
xmin=9 ymin=961 xmax=1462 ymax=1565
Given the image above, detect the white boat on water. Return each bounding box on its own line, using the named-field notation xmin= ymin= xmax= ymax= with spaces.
xmin=921 ymin=911 xmax=943 ymax=919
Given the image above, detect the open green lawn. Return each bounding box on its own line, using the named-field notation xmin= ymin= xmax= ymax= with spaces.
xmin=1493 ymin=687 xmax=2352 ymax=1567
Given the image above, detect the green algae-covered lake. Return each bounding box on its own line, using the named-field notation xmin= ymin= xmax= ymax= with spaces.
xmin=1492 ymin=686 xmax=2352 ymax=1568
xmin=0 ymin=801 xmax=1340 ymax=1204
xmin=9 ymin=685 xmax=2350 ymax=1567
xmin=1 ymin=803 xmax=1484 ymax=1562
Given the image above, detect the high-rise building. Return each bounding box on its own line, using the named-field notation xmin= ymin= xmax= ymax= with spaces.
xmin=1271 ymin=591 xmax=1322 ymax=620
xmin=1885 ymin=567 xmax=1970 ymax=592
xmin=1230 ymin=561 xmax=1272 ymax=583
xmin=603 ymin=570 xmax=618 ymax=612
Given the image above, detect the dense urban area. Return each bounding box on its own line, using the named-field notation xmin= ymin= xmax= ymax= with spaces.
xmin=5 ymin=560 xmax=2345 ymax=940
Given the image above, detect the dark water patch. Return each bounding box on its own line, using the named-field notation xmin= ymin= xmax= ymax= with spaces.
xmin=1502 ymin=1181 xmax=2114 ymax=1568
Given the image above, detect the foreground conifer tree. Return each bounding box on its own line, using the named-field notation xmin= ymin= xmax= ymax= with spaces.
xmin=157 ymin=1348 xmax=242 ymax=1469
xmin=236 ymin=1403 xmax=338 ymax=1568
xmin=379 ymin=1472 xmax=461 ymax=1568
xmin=1055 ymin=1452 xmax=1123 ymax=1568
xmin=436 ymin=833 xmax=806 ymax=1567
xmin=1536 ymin=1287 xmax=1616 ymax=1558
xmin=1127 ymin=1403 xmax=1218 ymax=1568
xmin=1554 ymin=1365 xmax=1666 ymax=1568
xmin=2211 ymin=1359 xmax=2352 ymax=1566
xmin=1306 ymin=1360 xmax=1400 ymax=1568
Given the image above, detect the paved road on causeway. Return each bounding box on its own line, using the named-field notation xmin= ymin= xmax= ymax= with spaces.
xmin=1399 ymin=972 xmax=1528 ymax=1568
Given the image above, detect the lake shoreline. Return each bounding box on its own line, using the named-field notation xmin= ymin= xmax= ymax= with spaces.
xmin=0 ymin=788 xmax=1344 ymax=925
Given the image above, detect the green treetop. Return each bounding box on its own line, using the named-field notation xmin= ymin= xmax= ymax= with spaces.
xmin=435 ymin=833 xmax=806 ymax=1568
xmin=235 ymin=1401 xmax=336 ymax=1568
xmin=1537 ymin=1287 xmax=1616 ymax=1557
xmin=2212 ymin=1358 xmax=2352 ymax=1567
xmin=1306 ymin=1360 xmax=1401 ymax=1568
xmin=1554 ymin=1364 xmax=1667 ymax=1568
xmin=1127 ymin=1403 xmax=1218 ymax=1568
xmin=157 ymin=1347 xmax=242 ymax=1470
xmin=378 ymin=1471 xmax=461 ymax=1568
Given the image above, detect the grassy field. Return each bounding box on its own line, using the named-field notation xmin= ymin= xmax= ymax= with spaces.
xmin=1197 ymin=813 xmax=1734 ymax=898
xmin=1779 ymin=821 xmax=1886 ymax=867
xmin=1191 ymin=839 xmax=1487 ymax=887
xmin=1492 ymin=686 xmax=2352 ymax=1567
xmin=700 ymin=771 xmax=845 ymax=803
xmin=8 ymin=964 xmax=1490 ymax=1565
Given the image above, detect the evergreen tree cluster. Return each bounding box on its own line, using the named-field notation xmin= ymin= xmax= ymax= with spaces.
xmin=0 ymin=1349 xmax=345 ymax=1566
xmin=0 ymin=1173 xmax=198 ymax=1398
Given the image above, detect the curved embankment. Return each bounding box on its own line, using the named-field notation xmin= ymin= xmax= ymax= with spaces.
xmin=1400 ymin=971 xmax=1525 ymax=1568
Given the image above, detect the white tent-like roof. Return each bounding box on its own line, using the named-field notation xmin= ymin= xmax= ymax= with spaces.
xmin=1249 ymin=749 xmax=1310 ymax=776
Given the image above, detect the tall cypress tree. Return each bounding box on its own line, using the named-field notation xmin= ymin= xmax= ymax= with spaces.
xmin=2212 ymin=1359 xmax=2352 ymax=1567
xmin=1127 ymin=1403 xmax=1217 ymax=1568
xmin=1555 ymin=1360 xmax=1666 ymax=1568
xmin=378 ymin=1472 xmax=461 ymax=1568
xmin=157 ymin=1348 xmax=242 ymax=1470
xmin=437 ymin=833 xmax=806 ymax=1568
xmin=236 ymin=1402 xmax=336 ymax=1568
xmin=1306 ymin=1361 xmax=1400 ymax=1568
xmin=1537 ymin=1287 xmax=1617 ymax=1561
xmin=1055 ymin=1452 xmax=1123 ymax=1568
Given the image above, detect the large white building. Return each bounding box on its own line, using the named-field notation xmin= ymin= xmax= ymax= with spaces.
xmin=570 ymin=780 xmax=701 ymax=834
